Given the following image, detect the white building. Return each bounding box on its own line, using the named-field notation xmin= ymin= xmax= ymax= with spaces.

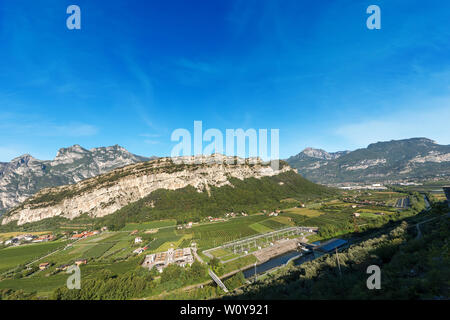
xmin=142 ymin=247 xmax=194 ymax=272
xmin=135 ymin=237 xmax=143 ymax=244
xmin=133 ymin=248 xmax=146 ymax=255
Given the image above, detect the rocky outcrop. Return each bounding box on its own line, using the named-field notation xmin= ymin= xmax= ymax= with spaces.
xmin=2 ymin=155 xmax=293 ymax=226
xmin=299 ymin=148 xmax=349 ymax=160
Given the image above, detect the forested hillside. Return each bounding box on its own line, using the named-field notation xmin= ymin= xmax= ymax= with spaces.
xmin=97 ymin=171 xmax=335 ymax=230
xmin=227 ymin=208 xmax=450 ymax=300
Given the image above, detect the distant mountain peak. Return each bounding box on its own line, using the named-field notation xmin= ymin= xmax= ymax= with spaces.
xmin=300 ymin=147 xmax=349 ymax=160
xmin=0 ymin=145 xmax=152 ymax=214
xmin=10 ymin=154 xmax=37 ymax=164
xmin=301 ymin=148 xmax=330 ymax=159
xmin=55 ymin=144 xmax=89 ymax=158
xmin=367 ymin=137 xmax=437 ymax=149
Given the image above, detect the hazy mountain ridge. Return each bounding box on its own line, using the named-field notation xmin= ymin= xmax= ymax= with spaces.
xmin=0 ymin=145 xmax=154 ymax=214
xmin=286 ymin=138 xmax=450 ymax=184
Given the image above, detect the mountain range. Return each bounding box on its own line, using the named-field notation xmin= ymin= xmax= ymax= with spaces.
xmin=286 ymin=138 xmax=450 ymax=184
xmin=1 ymin=137 xmax=449 ymax=223
xmin=0 ymin=145 xmax=154 ymax=215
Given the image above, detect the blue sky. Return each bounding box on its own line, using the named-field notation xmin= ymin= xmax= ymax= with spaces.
xmin=0 ymin=0 xmax=449 ymax=162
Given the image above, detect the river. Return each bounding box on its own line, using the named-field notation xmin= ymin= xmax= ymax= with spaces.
xmin=242 ymin=250 xmax=315 ymax=279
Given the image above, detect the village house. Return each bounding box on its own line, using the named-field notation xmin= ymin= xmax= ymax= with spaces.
xmin=71 ymin=233 xmax=85 ymax=240
xmin=135 ymin=237 xmax=143 ymax=244
xmin=5 ymin=238 xmax=19 ymax=245
xmin=56 ymin=264 xmax=70 ymax=271
xmin=70 ymin=231 xmax=97 ymax=240
xmin=75 ymin=259 xmax=87 ymax=266
xmin=39 ymin=262 xmax=50 ymax=270
xmin=33 ymin=234 xmax=54 ymax=243
xmin=133 ymin=247 xmax=147 ymax=255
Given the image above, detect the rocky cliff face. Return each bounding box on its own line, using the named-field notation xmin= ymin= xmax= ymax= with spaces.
xmin=0 ymin=145 xmax=153 ymax=214
xmin=301 ymin=148 xmax=350 ymax=160
xmin=2 ymin=155 xmax=293 ymax=225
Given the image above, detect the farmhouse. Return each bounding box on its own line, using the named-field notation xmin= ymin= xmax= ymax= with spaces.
xmin=33 ymin=234 xmax=54 ymax=242
xmin=39 ymin=262 xmax=50 ymax=270
xmin=133 ymin=247 xmax=147 ymax=255
xmin=134 ymin=237 xmax=143 ymax=244
xmin=70 ymin=231 xmax=98 ymax=240
xmin=142 ymin=247 xmax=194 ymax=273
xmin=75 ymin=259 xmax=87 ymax=266
xmin=5 ymin=238 xmax=19 ymax=245
xmin=56 ymin=264 xmax=70 ymax=271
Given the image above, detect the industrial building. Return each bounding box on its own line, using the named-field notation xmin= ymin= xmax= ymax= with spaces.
xmin=312 ymin=238 xmax=349 ymax=258
xmin=142 ymin=248 xmax=194 ymax=273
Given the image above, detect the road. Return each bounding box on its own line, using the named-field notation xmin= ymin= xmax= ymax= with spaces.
xmin=414 ymin=212 xmax=450 ymax=240
xmin=192 ymin=247 xmax=204 ymax=264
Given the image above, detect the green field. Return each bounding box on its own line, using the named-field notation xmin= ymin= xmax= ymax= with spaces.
xmin=283 ymin=207 xmax=323 ymax=217
xmin=249 ymin=222 xmax=273 ymax=233
xmin=0 ymin=241 xmax=67 ymax=274
xmin=121 ymin=219 xmax=176 ymax=231
xmin=177 ymin=215 xmax=269 ymax=249
xmin=0 ymin=189 xmax=421 ymax=299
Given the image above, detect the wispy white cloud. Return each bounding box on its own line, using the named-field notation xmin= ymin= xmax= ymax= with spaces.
xmin=139 ymin=133 xmax=160 ymax=138
xmin=0 ymin=113 xmax=98 ymax=137
xmin=143 ymin=139 xmax=160 ymax=145
xmin=52 ymin=124 xmax=98 ymax=137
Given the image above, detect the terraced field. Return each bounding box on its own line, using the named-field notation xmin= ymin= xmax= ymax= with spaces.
xmin=84 ymin=242 xmax=116 ymax=259
xmin=121 ymin=219 xmax=176 ymax=231
xmin=177 ymin=215 xmax=270 ymax=249
xmin=283 ymin=207 xmax=323 ymax=217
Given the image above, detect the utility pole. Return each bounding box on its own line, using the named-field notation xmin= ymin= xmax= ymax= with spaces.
xmin=335 ymin=247 xmax=342 ymax=277
xmin=353 ymin=215 xmax=359 ymax=233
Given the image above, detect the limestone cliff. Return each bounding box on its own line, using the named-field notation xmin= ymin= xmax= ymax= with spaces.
xmin=2 ymin=155 xmax=293 ymax=225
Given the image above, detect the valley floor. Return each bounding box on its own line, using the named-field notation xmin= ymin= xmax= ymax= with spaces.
xmin=0 ymin=189 xmax=444 ymax=300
